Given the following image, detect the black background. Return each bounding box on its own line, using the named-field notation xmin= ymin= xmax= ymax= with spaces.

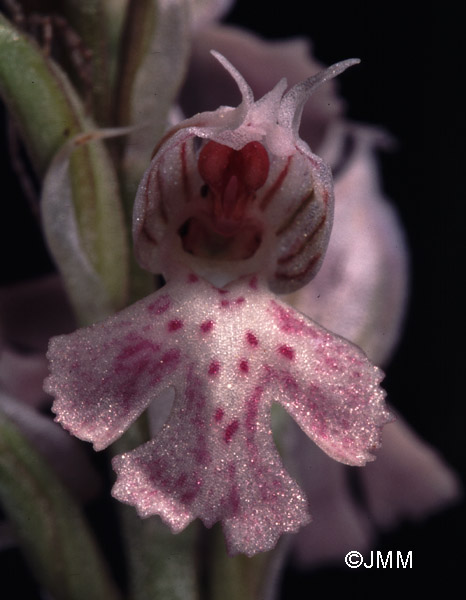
xmin=1 ymin=0 xmax=464 ymax=596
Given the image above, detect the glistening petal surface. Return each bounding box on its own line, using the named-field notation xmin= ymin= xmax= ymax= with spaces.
xmin=47 ymin=272 xmax=390 ymax=555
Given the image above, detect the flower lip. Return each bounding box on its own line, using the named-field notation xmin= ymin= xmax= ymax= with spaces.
xmin=46 ymin=268 xmax=391 ymax=557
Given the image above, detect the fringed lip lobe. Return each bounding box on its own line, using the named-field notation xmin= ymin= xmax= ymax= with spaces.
xmin=47 ymin=271 xmax=390 ymax=556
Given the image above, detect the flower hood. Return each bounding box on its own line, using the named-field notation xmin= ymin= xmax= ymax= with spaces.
xmin=45 ymin=53 xmax=391 ymax=557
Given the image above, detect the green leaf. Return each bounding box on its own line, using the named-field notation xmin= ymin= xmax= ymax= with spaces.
xmin=113 ymin=0 xmax=156 ymax=135
xmin=208 ymin=525 xmax=287 ymax=600
xmin=120 ymin=508 xmax=200 ymax=600
xmin=0 ymin=409 xmax=122 ymax=600
xmin=40 ymin=128 xmax=130 ymax=324
xmin=0 ymin=13 xmax=83 ymax=176
xmin=118 ymin=0 xmax=191 ymax=202
xmin=60 ymin=0 xmax=112 ymax=125
xmin=0 ymin=15 xmax=129 ymax=323
xmin=110 ymin=0 xmax=191 ymax=303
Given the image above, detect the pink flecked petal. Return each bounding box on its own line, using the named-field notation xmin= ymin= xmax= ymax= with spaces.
xmin=46 ymin=290 xmax=183 ymax=451
xmin=112 ymin=367 xmax=310 ymax=556
xmin=46 ymin=269 xmax=389 ymax=555
xmin=264 ymin=298 xmax=391 ymax=466
xmin=44 ymin=52 xmax=392 ymax=556
xmin=43 ymin=270 xmax=385 ymax=556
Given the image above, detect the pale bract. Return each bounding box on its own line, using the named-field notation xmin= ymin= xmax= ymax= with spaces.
xmin=45 ymin=53 xmax=391 ymax=556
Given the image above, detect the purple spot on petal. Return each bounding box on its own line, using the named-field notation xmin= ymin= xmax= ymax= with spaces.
xmin=181 ymin=487 xmax=200 ymax=505
xmin=168 ymin=319 xmax=183 ymax=332
xmin=278 ymin=344 xmax=295 ymax=360
xmin=147 ymin=295 xmax=171 ymax=315
xmin=116 ymin=338 xmax=160 ymax=364
xmin=239 ymin=359 xmax=249 ymax=373
xmin=228 ymin=463 xmax=240 ymax=514
xmin=149 ymin=348 xmax=180 ymax=384
xmin=267 ymin=300 xmax=326 ymax=340
xmin=187 ymin=273 xmax=199 ymax=283
xmin=208 ymin=360 xmax=220 ymax=376
xmin=185 ymin=372 xmax=211 ymax=466
xmin=200 ymin=320 xmax=214 ymax=333
xmin=246 ymin=331 xmax=259 ymax=347
xmin=269 ymin=301 xmax=305 ymax=334
xmin=249 ymin=275 xmax=258 ymax=290
xmin=214 ymin=407 xmax=224 ymax=422
xmin=235 ymin=296 xmax=245 ymax=304
xmin=224 ymin=420 xmax=239 ymax=443
xmin=220 ymin=299 xmax=230 ymax=308
xmin=281 ymin=373 xmax=299 ymax=394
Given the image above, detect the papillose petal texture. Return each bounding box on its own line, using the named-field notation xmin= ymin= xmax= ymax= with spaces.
xmin=46 ymin=271 xmax=389 ymax=556
xmin=46 ymin=53 xmax=391 ymax=556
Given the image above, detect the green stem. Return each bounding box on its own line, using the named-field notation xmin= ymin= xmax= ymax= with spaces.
xmin=1 ymin=15 xmax=129 ymax=320
xmin=0 ymin=13 xmax=83 ymax=176
xmin=108 ymin=0 xmax=158 ymax=302
xmin=113 ymin=0 xmax=156 ymax=141
xmin=0 ymin=412 xmax=122 ymax=600
xmin=208 ymin=526 xmax=279 ymax=600
xmin=61 ymin=0 xmax=112 ymax=125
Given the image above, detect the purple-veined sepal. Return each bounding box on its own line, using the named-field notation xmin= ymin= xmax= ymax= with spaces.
xmin=133 ymin=53 xmax=359 ymax=293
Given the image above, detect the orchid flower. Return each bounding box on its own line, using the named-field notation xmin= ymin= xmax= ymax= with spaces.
xmin=45 ymin=52 xmax=391 ymax=557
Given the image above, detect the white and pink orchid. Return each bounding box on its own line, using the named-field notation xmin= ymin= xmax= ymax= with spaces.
xmin=45 ymin=53 xmax=392 ymax=556
xmin=0 ymin=3 xmax=461 ymax=598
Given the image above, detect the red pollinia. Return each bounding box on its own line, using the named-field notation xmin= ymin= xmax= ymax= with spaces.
xmin=45 ymin=52 xmax=392 ymax=556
